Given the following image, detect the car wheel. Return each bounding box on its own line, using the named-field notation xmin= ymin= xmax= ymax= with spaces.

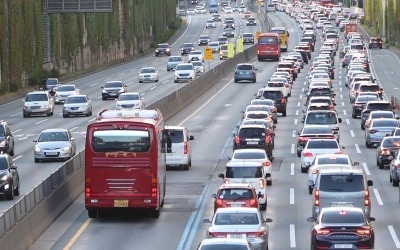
xmin=308 ymin=186 xmax=313 ymax=194
xmin=252 ymin=79 xmax=256 ymax=83
xmin=89 ymin=110 xmax=93 ymax=116
xmin=34 ymin=158 xmax=39 ymax=163
xmin=366 ymin=141 xmax=371 ymax=148
xmin=260 ymin=202 xmax=267 ymax=211
xmin=174 ymin=80 xmax=178 ymax=83
xmin=63 ymin=114 xmax=68 ymax=118
xmin=47 ymin=112 xmax=51 ymax=117
xmin=393 ymin=178 xmax=399 ymax=187
xmin=9 ymin=145 xmax=15 ymax=156
xmin=14 ymin=179 xmax=20 ymax=196
xmin=352 ymin=113 xmax=356 ymax=118
xmin=282 ymin=110 xmax=287 ymax=117
xmin=88 ymin=209 xmax=97 ymax=218
xmin=23 ymin=113 xmax=27 ymax=118
xmin=183 ymin=164 xmax=189 ymax=170
xmin=150 ymin=208 xmax=160 ymax=218
xmin=139 ymin=80 xmax=143 ymax=83
xmin=234 ymin=79 xmax=238 ymax=83
xmin=378 ymin=159 xmax=384 ymax=169
xmin=102 ymin=97 xmax=106 ymax=101
xmin=6 ymin=183 xmax=14 ymax=200
xmin=297 ymin=151 xmax=301 ymax=157
xmin=301 ymin=167 xmax=307 ymax=173
xmin=267 ymin=179 xmax=272 ymax=186
xmin=155 ymin=79 xmax=159 ymax=82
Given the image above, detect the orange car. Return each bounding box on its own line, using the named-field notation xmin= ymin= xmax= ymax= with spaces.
xmin=211 ymin=183 xmax=260 ymax=212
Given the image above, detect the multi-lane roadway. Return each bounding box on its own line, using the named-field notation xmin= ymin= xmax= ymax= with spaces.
xmin=17 ymin=4 xmax=400 ymax=250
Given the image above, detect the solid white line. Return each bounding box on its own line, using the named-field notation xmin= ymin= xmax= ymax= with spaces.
xmin=350 ymin=130 xmax=355 ymax=137
xmin=355 ymin=144 xmax=361 ymax=153
xmin=291 ymin=163 xmax=294 ymax=175
xmin=290 ymin=224 xmax=296 ymax=248
xmin=13 ymin=155 xmax=23 ymax=161
xmin=291 ymin=144 xmax=295 ymax=154
xmin=388 ymin=225 xmax=400 ymax=248
xmin=362 ymin=163 xmax=371 ymax=176
xmin=70 ymin=127 xmax=78 ymax=131
xmin=9 ymin=113 xmax=21 ymax=117
xmin=13 ymin=129 xmax=22 ymax=133
xmin=290 ymin=188 xmax=294 ymax=204
xmin=89 ymin=83 xmax=99 ymax=86
xmin=150 ymin=86 xmax=157 ymax=91
xmin=373 ymin=188 xmax=384 ymax=205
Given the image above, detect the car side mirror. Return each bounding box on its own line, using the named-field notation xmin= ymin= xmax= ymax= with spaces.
xmin=71 ymin=137 xmax=76 ymax=141
xmin=211 ymin=193 xmax=217 ymax=199
xmin=189 ymin=135 xmax=194 ymax=140
xmin=338 ymin=118 xmax=342 ymax=123
xmin=265 ymin=173 xmax=271 ymax=178
xmin=264 ymin=218 xmax=273 ymax=223
xmin=218 ymin=173 xmax=225 ymax=179
xmin=33 ymin=139 xmax=38 ymax=142
xmin=301 ymin=118 xmax=305 ymax=123
xmin=367 ymin=180 xmax=373 ymax=186
xmin=353 ymin=162 xmax=360 ymax=166
xmin=202 ymin=219 xmax=211 ymax=223
xmin=368 ymin=217 xmax=376 ymax=222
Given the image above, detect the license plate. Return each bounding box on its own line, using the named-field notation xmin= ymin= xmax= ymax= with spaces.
xmin=331 ymin=203 xmax=353 ymax=207
xmin=114 ymin=200 xmax=128 ymax=207
xmin=230 ymin=203 xmax=242 ymax=207
xmin=46 ymin=152 xmax=58 ymax=156
xmin=334 ymin=244 xmax=353 ymax=248
xmin=110 ymin=93 xmax=117 ymax=96
xmin=247 ymin=141 xmax=259 ymax=145
xmin=228 ymin=234 xmax=244 ymax=239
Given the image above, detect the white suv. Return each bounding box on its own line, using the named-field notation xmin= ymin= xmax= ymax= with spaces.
xmin=188 ymin=50 xmax=204 ymax=63
xmin=174 ymin=63 xmax=197 ymax=83
xmin=23 ymin=91 xmax=55 ymax=117
xmin=165 ymin=126 xmax=194 ymax=170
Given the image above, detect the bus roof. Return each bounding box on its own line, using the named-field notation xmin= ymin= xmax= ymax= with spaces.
xmin=259 ymin=32 xmax=279 ymax=37
xmin=94 ymin=109 xmax=163 ymax=125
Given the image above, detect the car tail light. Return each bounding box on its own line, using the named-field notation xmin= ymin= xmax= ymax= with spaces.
xmin=250 ymin=199 xmax=257 ymax=206
xmin=299 ymin=137 xmax=309 ymax=142
xmin=281 ymin=98 xmax=286 ymax=103
xmin=184 ymin=142 xmax=188 ymax=154
xmin=381 ymin=149 xmax=391 ymax=155
xmin=303 ymin=151 xmax=313 ymax=157
xmin=357 ymin=228 xmax=371 ymax=235
xmin=151 ymin=178 xmax=158 ymax=197
xmin=312 ymin=169 xmax=319 ymax=174
xmin=369 ymin=130 xmax=377 ymax=134
xmin=315 ymin=229 xmax=330 ymax=235
xmin=365 ymin=190 xmax=370 ymax=206
xmin=235 ymin=136 xmax=240 ymax=144
xmin=314 ymin=190 xmax=320 ymax=206
xmin=85 ymin=185 xmax=91 ymax=197
xmin=265 ymin=136 xmax=271 ymax=144
xmin=259 ymin=179 xmax=265 ymax=189
xmin=247 ymin=231 xmax=266 ymax=237
xmin=396 ymin=164 xmax=400 ymax=170
xmin=223 ymin=179 xmax=229 ymax=184
xmin=271 ymin=107 xmax=277 ymax=113
xmin=334 ymin=151 xmax=342 ymax=154
xmin=263 ymin=161 xmax=271 ymax=166
xmin=209 ymin=232 xmax=227 ymax=238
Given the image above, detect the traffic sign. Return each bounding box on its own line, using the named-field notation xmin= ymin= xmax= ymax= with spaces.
xmin=227 ymin=43 xmax=235 ymax=58
xmin=236 ymin=38 xmax=244 ymax=53
xmin=204 ymin=48 xmax=213 ymax=61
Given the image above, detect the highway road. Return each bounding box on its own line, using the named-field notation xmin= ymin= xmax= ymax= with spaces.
xmin=22 ymin=4 xmax=400 ymax=250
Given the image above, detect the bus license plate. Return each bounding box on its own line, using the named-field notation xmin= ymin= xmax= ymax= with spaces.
xmin=114 ymin=200 xmax=128 ymax=207
xmin=334 ymin=244 xmax=353 ymax=248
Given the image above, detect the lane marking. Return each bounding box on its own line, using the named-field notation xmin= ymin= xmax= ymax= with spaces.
xmin=291 ymin=144 xmax=295 ymax=154
xmin=343 ymin=110 xmax=347 ymax=116
xmin=290 ymin=224 xmax=296 ymax=248
xmin=362 ymin=163 xmax=371 ymax=176
xmin=35 ymin=119 xmax=48 ymax=125
xmin=350 ymin=130 xmax=355 ymax=137
xmin=10 ymin=113 xmax=22 ymax=117
xmin=372 ymin=188 xmax=384 ymax=205
xmin=346 ymin=119 xmax=350 ymax=124
xmin=290 ymin=188 xmax=294 ymax=204
xmin=63 ymin=218 xmax=93 ymax=250
xmin=355 ymin=144 xmax=361 ymax=153
xmin=291 ymin=163 xmax=294 ymax=175
xmin=13 ymin=155 xmax=23 ymax=161
xmin=294 ymin=119 xmax=297 ymax=125
xmin=388 ymin=225 xmax=400 ymax=248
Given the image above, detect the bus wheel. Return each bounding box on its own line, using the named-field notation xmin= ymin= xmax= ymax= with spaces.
xmin=88 ymin=209 xmax=97 ymax=218
xmin=150 ymin=208 xmax=160 ymax=218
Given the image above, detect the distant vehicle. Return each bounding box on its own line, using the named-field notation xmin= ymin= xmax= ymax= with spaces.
xmin=85 ymin=109 xmax=168 ymax=218
xmin=138 ymin=67 xmax=159 ymax=83
xmin=174 ymin=63 xmax=197 ymax=83
xmin=209 ymin=0 xmax=219 ymax=13
xmin=155 ymin=43 xmax=171 ymax=56
xmin=23 ymin=91 xmax=55 ymax=117
xmin=257 ymin=33 xmax=281 ymax=61
xmin=54 ymin=84 xmax=79 ymax=104
xmin=164 ymin=126 xmax=194 ymax=170
xmin=115 ymin=92 xmax=145 ymax=110
xmin=101 ymin=81 xmax=127 ymax=100
xmin=63 ymin=95 xmax=92 ymax=118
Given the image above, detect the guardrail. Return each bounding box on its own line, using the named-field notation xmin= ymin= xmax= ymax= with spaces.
xmin=0 ymin=44 xmax=258 ymax=249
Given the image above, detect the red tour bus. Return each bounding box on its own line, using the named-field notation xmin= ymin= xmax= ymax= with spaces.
xmin=257 ymin=32 xmax=281 ymax=62
xmin=85 ymin=109 xmax=169 ymax=218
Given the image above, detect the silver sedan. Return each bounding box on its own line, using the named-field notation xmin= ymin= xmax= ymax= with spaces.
xmin=33 ymin=129 xmax=76 ymax=163
xmin=365 ymin=118 xmax=400 ymax=148
xmin=63 ymin=95 xmax=92 ymax=118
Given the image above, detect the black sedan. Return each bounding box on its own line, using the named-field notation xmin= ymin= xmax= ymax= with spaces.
xmin=0 ymin=154 xmax=20 ymax=200
xmin=351 ymin=95 xmax=379 ymax=118
xmin=222 ymin=28 xmax=234 ymax=37
xmin=376 ymin=136 xmax=400 ymax=169
xmin=307 ymin=207 xmax=375 ymax=250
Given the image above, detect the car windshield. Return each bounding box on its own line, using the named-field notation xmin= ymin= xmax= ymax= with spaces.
xmin=306 ymin=113 xmax=338 ymax=124
xmin=176 ymin=65 xmax=193 ymax=70
xmin=158 ymin=44 xmax=169 ymax=48
xmin=226 ymin=166 xmax=263 ymax=178
xmin=39 ymin=131 xmax=69 ymax=142
xmin=319 ymin=174 xmax=364 ymax=192
xmin=169 ymin=57 xmax=182 ymax=62
xmin=104 ymin=82 xmax=123 ymax=88
xmin=0 ymin=157 xmax=9 ymax=170
xmin=57 ymin=86 xmax=75 ymax=91
xmin=65 ymin=96 xmax=87 ymax=104
xmin=140 ymin=68 xmax=155 ymax=73
xmin=0 ymin=126 xmax=4 ymax=137
xmin=215 ymin=212 xmax=259 ymax=225
xmin=25 ymin=94 xmax=48 ymax=102
xmin=118 ymin=94 xmax=140 ymax=101
xmin=46 ymin=79 xmax=58 ymax=86
xmin=191 ymin=51 xmax=201 ymax=55
xmin=321 ymin=211 xmax=365 ymax=224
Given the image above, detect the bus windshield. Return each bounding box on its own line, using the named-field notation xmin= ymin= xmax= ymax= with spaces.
xmin=92 ymin=130 xmax=150 ymax=152
xmin=258 ymin=37 xmax=278 ymax=44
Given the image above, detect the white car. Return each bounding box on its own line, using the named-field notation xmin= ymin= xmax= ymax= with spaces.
xmin=188 ymin=50 xmax=204 ymax=62
xmin=54 ymin=84 xmax=80 ymax=104
xmin=223 ymin=6 xmax=233 ymax=13
xmin=208 ymin=42 xmax=220 ymax=53
xmin=115 ymin=92 xmax=145 ymax=109
xmin=300 ymin=139 xmax=344 ymax=173
xmin=191 ymin=61 xmax=205 ymax=75
xmin=205 ymin=20 xmax=216 ymax=28
xmin=195 ymin=7 xmax=206 ymax=14
xmin=229 ymin=148 xmax=273 ymax=185
xmin=307 ymin=154 xmax=359 ymax=194
xmin=186 ymin=8 xmax=195 ymax=15
xmin=138 ymin=67 xmax=159 ymax=83
xmin=174 ymin=63 xmax=196 ymax=83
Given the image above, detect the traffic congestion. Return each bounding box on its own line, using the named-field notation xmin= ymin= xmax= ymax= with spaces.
xmin=1 ymin=0 xmax=400 ymax=249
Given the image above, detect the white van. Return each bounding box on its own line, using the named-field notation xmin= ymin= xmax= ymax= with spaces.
xmin=218 ymin=161 xmax=271 ymax=210
xmin=266 ymin=4 xmax=275 ymax=12
xmin=165 ymin=126 xmax=194 ymax=170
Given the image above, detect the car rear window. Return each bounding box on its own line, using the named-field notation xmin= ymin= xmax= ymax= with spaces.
xmin=382 ymin=138 xmax=400 ymax=147
xmin=238 ymin=128 xmax=265 ymax=137
xmin=166 ymin=130 xmax=184 ymax=143
xmin=268 ymin=82 xmax=284 ymax=87
xmin=262 ymin=91 xmax=282 ymax=99
xmin=199 ymin=244 xmax=249 ymax=250
xmin=309 ymin=88 xmax=331 ymax=95
xmin=215 ymin=212 xmax=259 ymax=225
xmin=317 ymin=157 xmax=349 ymax=165
xmin=367 ymin=103 xmax=391 ymax=110
xmin=307 ymin=140 xmax=339 ymax=149
xmin=226 ymin=166 xmax=263 ymax=178
xmin=237 ymin=65 xmax=253 ymax=70
xmin=360 ymin=85 xmax=380 ymax=92
xmin=319 ymin=174 xmax=365 ymax=192
xmin=233 ymin=151 xmax=266 ymax=160
xmin=371 ymin=112 xmax=393 ymax=119
xmin=303 ymin=127 xmax=332 ymax=134
xmin=217 ymin=188 xmax=255 ymax=200
xmin=305 ymin=113 xmax=338 ymax=124
xmin=372 ymin=120 xmax=398 ymax=127
xmin=321 ymin=211 xmax=365 ymax=224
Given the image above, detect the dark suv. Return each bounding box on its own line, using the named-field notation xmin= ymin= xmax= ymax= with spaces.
xmin=234 ymin=63 xmax=257 ymax=83
xmin=101 ymin=81 xmax=127 ymax=100
xmin=242 ymin=33 xmax=254 ymax=44
xmin=180 ymin=43 xmax=194 ymax=55
xmin=155 ymin=43 xmax=171 ymax=56
xmin=0 ymin=153 xmax=20 ymax=200
xmin=368 ymin=37 xmax=382 ymax=49
xmin=261 ymin=88 xmax=287 ymax=116
xmin=361 ymin=100 xmax=393 ymax=129
xmin=0 ymin=121 xmax=14 ymax=156
xmin=232 ymin=124 xmax=273 ymax=158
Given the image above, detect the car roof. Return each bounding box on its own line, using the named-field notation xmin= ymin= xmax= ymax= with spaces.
xmin=226 ymin=161 xmax=264 ymax=167
xmin=41 ymin=128 xmax=68 ymax=133
xmin=318 ymin=168 xmax=364 ymax=174
xmin=165 ymin=126 xmax=186 ymax=130
xmin=239 ymin=124 xmax=266 ymax=129
xmin=218 ymin=182 xmax=255 ymax=189
xmin=215 ymin=207 xmax=259 ymax=213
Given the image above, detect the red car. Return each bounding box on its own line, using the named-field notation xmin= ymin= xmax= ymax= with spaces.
xmin=211 ymin=183 xmax=260 ymax=212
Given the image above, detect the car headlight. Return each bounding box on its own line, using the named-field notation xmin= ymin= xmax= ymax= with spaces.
xmin=62 ymin=145 xmax=71 ymax=151
xmin=1 ymin=175 xmax=7 ymax=182
xmin=166 ymin=48 xmax=170 ymax=52
xmin=119 ymin=88 xmax=125 ymax=93
xmin=102 ymin=89 xmax=107 ymax=93
xmin=34 ymin=146 xmax=42 ymax=153
xmin=155 ymin=49 xmax=159 ymax=52
xmin=0 ymin=141 xmax=5 ymax=147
